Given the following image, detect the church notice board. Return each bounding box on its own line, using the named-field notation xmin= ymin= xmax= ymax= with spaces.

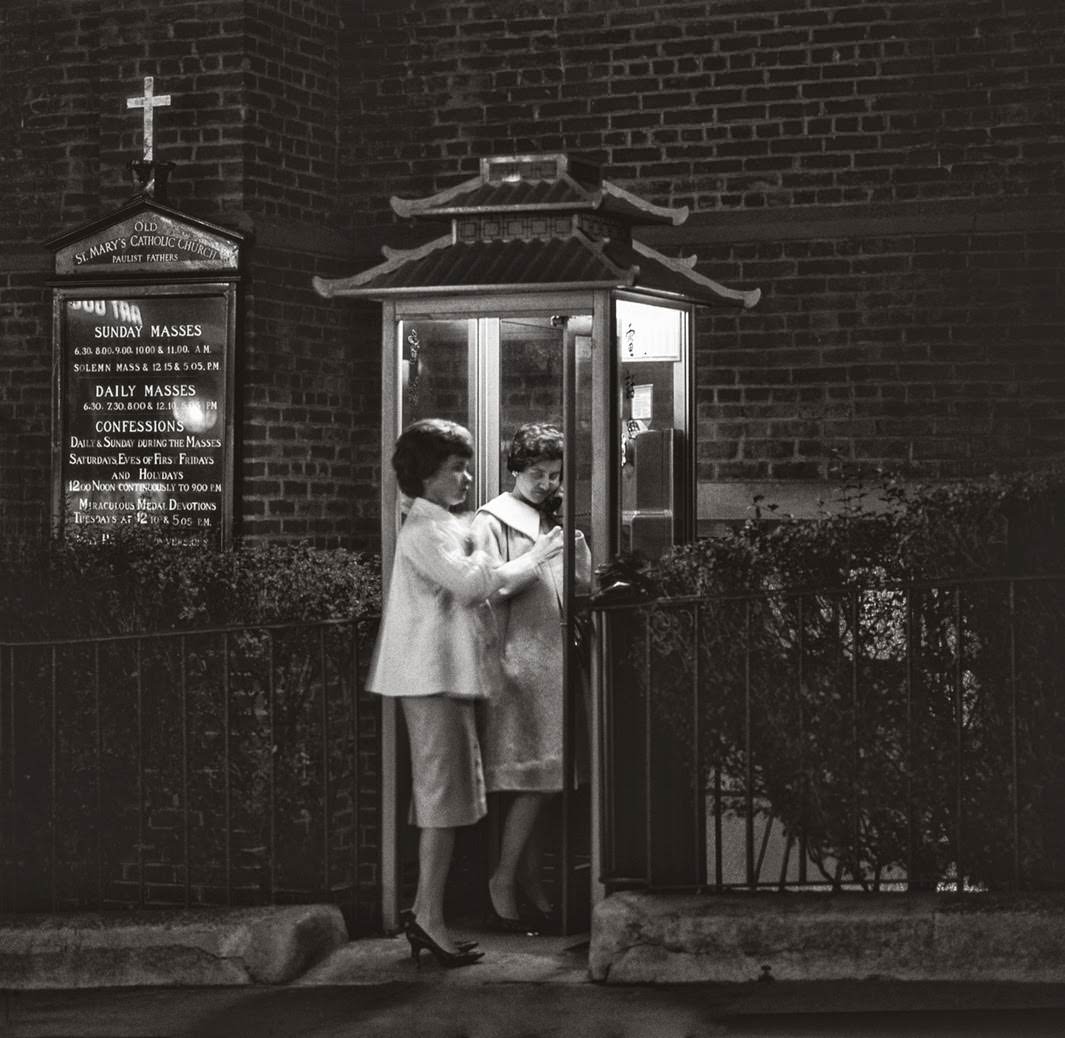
xmin=49 ymin=201 xmax=242 ymax=547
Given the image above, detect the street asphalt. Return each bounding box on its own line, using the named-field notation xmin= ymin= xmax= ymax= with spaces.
xmin=8 ymin=978 xmax=1065 ymax=1038
xmin=6 ymin=931 xmax=1065 ymax=1037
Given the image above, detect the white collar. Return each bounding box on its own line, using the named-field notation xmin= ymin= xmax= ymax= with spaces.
xmin=478 ymin=492 xmax=542 ymax=541
xmin=407 ymin=496 xmax=465 ymax=525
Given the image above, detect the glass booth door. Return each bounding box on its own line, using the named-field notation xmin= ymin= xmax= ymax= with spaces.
xmin=383 ymin=307 xmax=596 ymax=935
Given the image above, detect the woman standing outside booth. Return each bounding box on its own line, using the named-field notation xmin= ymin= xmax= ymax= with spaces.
xmin=473 ymin=423 xmax=592 ymax=931
xmin=367 ymin=418 xmax=562 ymax=967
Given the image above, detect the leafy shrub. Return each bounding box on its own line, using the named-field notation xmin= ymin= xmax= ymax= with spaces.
xmin=1 ymin=527 xmax=381 ymax=640
xmin=650 ymin=469 xmax=1065 ymax=599
xmin=2 ymin=529 xmax=383 ymax=918
xmin=615 ymin=470 xmax=1065 ymax=892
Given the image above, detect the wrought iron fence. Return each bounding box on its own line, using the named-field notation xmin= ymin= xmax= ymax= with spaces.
xmin=0 ymin=616 xmax=380 ymax=930
xmin=594 ymin=575 xmax=1065 ymax=895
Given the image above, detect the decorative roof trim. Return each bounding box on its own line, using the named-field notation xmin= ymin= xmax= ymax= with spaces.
xmin=312 ymin=231 xmax=645 ymax=300
xmin=390 ymin=176 xmax=484 ymax=219
xmin=412 ymin=199 xmax=597 ymax=217
xmin=393 ymin=175 xmax=602 ymax=218
xmin=386 ymin=154 xmax=689 ymax=227
xmin=631 ymin=239 xmax=762 ymax=309
xmin=313 ymin=224 xmax=763 ymax=307
xmin=317 ymin=279 xmax=629 ymax=299
xmin=601 ymin=180 xmax=689 ymax=226
xmin=312 ymin=234 xmax=453 ymax=298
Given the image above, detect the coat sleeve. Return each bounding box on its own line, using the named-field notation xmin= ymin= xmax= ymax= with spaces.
xmin=471 ymin=511 xmax=546 ymax=601
xmin=403 ymin=517 xmax=503 ymax=606
xmin=469 ymin=512 xmax=507 ymax=606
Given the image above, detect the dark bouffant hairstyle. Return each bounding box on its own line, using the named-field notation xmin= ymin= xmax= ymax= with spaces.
xmin=392 ymin=418 xmax=473 ymax=497
xmin=506 ymin=423 xmax=564 ymax=474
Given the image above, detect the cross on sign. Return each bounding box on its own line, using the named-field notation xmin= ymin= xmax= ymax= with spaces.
xmin=126 ymin=76 xmax=171 ymax=163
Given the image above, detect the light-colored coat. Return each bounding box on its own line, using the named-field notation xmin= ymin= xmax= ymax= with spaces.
xmin=472 ymin=493 xmax=591 ymax=791
xmin=367 ymin=497 xmax=537 ymax=700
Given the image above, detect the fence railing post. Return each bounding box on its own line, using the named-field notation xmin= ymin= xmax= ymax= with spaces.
xmin=320 ymin=624 xmax=330 ymax=898
xmin=49 ymin=645 xmax=57 ymax=912
xmin=181 ymin=634 xmax=190 ymax=908
xmin=692 ymin=601 xmax=705 ymax=891
xmin=349 ymin=618 xmax=361 ymax=924
xmin=223 ymin=629 xmax=232 ymax=907
xmin=94 ymin=642 xmax=103 ymax=907
xmin=905 ymin=586 xmax=916 ymax=891
xmin=1009 ymin=580 xmax=1020 ymax=890
xmin=643 ymin=611 xmax=653 ymax=889
xmin=953 ymin=587 xmax=964 ymax=893
xmin=136 ymin=637 xmax=144 ymax=908
xmin=267 ymin=630 xmax=276 ymax=904
xmin=744 ymin=599 xmax=754 ymax=890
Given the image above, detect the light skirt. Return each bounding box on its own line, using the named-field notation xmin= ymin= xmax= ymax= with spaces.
xmin=401 ymin=695 xmax=487 ymax=829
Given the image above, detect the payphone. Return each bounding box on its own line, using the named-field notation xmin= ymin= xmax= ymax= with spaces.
xmin=617 ymin=296 xmax=692 ymax=560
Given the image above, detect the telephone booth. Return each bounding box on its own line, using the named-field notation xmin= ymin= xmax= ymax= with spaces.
xmin=315 ymin=153 xmax=759 ymax=934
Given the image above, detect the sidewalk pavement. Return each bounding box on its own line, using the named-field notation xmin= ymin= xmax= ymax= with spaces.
xmin=6 ymin=929 xmax=1065 ymax=1037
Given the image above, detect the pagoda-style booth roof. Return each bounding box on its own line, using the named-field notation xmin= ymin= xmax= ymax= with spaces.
xmin=313 ymin=154 xmax=761 ymax=308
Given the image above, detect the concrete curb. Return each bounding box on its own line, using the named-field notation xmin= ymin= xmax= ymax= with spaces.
xmin=0 ymin=904 xmax=349 ymax=988
xmin=590 ymin=891 xmax=1065 ymax=984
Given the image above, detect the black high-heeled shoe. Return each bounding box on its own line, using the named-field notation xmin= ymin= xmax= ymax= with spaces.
xmin=406 ymin=919 xmax=484 ymax=969
xmin=516 ymin=887 xmax=557 ymax=929
xmin=486 ymin=896 xmax=540 ymax=936
xmin=400 ymin=909 xmax=478 ymax=952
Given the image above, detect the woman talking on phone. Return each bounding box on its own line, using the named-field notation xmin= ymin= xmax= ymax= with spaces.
xmin=473 ymin=423 xmax=591 ymax=932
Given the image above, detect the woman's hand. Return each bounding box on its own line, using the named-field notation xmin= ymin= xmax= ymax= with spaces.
xmin=530 ymin=525 xmax=564 ymax=564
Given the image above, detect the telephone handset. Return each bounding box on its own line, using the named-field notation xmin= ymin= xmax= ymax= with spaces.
xmin=540 ymin=491 xmax=564 ymax=524
xmin=622 ymin=417 xmax=647 ymax=467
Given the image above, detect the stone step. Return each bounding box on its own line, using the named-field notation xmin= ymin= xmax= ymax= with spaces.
xmin=590 ymin=891 xmax=1065 ymax=984
xmin=0 ymin=905 xmax=348 ymax=988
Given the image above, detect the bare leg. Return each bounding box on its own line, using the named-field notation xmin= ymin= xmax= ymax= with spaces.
xmin=412 ymin=826 xmax=458 ymax=952
xmin=517 ymin=803 xmax=555 ymax=914
xmin=489 ymin=792 xmax=547 ymax=919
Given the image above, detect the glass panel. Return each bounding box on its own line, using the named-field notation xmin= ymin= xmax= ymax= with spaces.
xmin=571 ymin=325 xmax=594 ymax=550
xmin=616 ymin=298 xmax=688 ymax=561
xmin=496 ymin=315 xmax=594 ymax=547
xmin=566 ymin=315 xmax=596 ymax=934
xmin=398 ymin=317 xmax=472 ymax=428
xmin=397 ymin=317 xmax=474 ymax=509
xmin=497 ymin=317 xmax=564 ymax=491
xmin=495 ymin=313 xmax=595 ymax=933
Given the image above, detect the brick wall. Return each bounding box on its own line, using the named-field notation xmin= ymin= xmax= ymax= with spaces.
xmin=700 ymin=226 xmax=1065 ymax=483
xmin=338 ymin=0 xmax=1065 ymax=517
xmin=236 ymin=0 xmax=382 ymax=544
xmin=239 ymin=247 xmax=381 ymax=542
xmin=341 ymin=0 xmax=1064 ymax=211
xmin=6 ymin=0 xmax=1062 ymax=538
xmin=0 ymin=0 xmax=381 ymax=548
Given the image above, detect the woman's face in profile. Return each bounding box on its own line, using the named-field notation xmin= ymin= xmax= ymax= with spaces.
xmin=422 ymin=453 xmax=473 ymax=509
xmin=513 ymin=456 xmax=562 ymax=508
